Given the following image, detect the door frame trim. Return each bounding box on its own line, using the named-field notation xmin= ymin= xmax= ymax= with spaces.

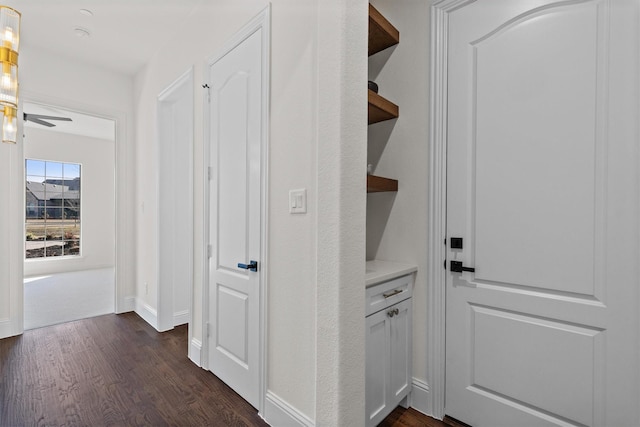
xmin=201 ymin=4 xmax=270 ymax=415
xmin=156 ymin=67 xmax=194 ymax=333
xmin=427 ymin=0 xmax=475 ymax=419
xmin=19 ymin=90 xmax=130 ymax=315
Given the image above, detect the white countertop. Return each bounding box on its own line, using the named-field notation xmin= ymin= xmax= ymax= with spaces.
xmin=365 ymin=260 xmax=418 ymax=287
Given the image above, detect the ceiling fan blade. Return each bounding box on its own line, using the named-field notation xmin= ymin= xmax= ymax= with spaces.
xmin=23 ymin=112 xmax=73 ymax=128
xmin=25 ymin=113 xmax=72 ymax=122
xmin=27 ymin=117 xmax=56 ymax=127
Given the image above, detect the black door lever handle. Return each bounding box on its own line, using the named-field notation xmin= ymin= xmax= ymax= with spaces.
xmin=238 ymin=260 xmax=258 ymax=272
xmin=450 ymin=260 xmax=475 ymax=273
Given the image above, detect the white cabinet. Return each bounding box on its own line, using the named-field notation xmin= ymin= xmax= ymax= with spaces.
xmin=365 ymin=274 xmax=413 ymax=427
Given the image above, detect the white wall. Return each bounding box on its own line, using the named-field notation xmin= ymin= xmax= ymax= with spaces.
xmin=0 ymin=44 xmax=134 ymax=337
xmin=19 ymin=46 xmax=134 ymax=311
xmin=0 ymin=1 xmax=384 ymax=423
xmin=133 ymin=1 xmax=271 ymax=343
xmin=134 ymin=1 xmax=318 ymax=418
xmin=24 ymin=128 xmax=115 ymax=277
xmin=0 ymin=115 xmax=24 ymax=338
xmin=367 ymin=0 xmax=432 ymax=414
xmin=315 ymin=1 xmax=368 ymax=425
xmin=134 ymin=0 xmax=367 ymax=423
xmin=0 ymin=1 xmax=428 ymax=423
xmin=1 ymin=1 xmax=370 ymax=423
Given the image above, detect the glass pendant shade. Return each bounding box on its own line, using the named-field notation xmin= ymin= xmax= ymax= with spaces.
xmin=0 ymin=7 xmax=19 ymax=52
xmin=0 ymin=6 xmax=19 ymax=144
xmin=0 ymin=60 xmax=16 ymax=105
xmin=2 ymin=105 xmax=17 ymax=143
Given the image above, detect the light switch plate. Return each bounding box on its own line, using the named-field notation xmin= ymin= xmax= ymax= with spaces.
xmin=289 ymin=188 xmax=307 ymax=214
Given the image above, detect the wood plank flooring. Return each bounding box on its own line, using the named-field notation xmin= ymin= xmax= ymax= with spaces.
xmin=0 ymin=313 xmax=266 ymax=426
xmin=0 ymin=313 xmax=449 ymax=426
xmin=380 ymin=407 xmax=447 ymax=427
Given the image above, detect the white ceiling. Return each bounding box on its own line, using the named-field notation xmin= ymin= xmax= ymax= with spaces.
xmin=5 ymin=1 xmax=204 ymax=139
xmin=5 ymin=0 xmax=203 ymax=75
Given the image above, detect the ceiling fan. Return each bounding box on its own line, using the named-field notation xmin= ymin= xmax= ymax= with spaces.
xmin=23 ymin=112 xmax=72 ymax=127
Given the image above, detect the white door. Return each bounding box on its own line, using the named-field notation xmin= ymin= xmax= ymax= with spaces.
xmin=157 ymin=69 xmax=193 ymax=332
xmin=366 ymin=305 xmax=392 ymax=427
xmin=445 ymin=1 xmax=640 ymax=426
xmin=206 ymin=18 xmax=267 ymax=409
xmin=365 ymin=298 xmax=412 ymax=427
xmin=389 ymin=298 xmax=411 ymax=407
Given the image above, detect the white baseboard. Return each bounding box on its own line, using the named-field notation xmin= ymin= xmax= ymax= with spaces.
xmin=410 ymin=378 xmax=432 ymax=418
xmin=189 ymin=338 xmax=202 ymax=367
xmin=119 ymin=296 xmax=136 ymax=313
xmin=134 ymin=297 xmax=158 ymax=330
xmin=174 ymin=310 xmax=189 ymax=326
xmin=0 ymin=318 xmax=9 ymax=337
xmin=263 ymin=391 xmax=314 ymax=427
xmin=0 ymin=318 xmax=21 ymax=339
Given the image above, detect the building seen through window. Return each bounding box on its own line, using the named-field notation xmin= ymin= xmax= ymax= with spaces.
xmin=25 ymin=159 xmax=81 ymax=259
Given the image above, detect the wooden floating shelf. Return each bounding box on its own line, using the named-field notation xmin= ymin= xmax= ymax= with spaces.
xmin=369 ymin=4 xmax=399 ymax=56
xmin=367 ymin=5 xmax=399 ymax=194
xmin=368 ymin=89 xmax=399 ymax=125
xmin=367 ymin=175 xmax=398 ymax=193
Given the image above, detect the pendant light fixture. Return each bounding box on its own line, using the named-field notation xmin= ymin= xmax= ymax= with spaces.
xmin=0 ymin=6 xmax=20 ymax=144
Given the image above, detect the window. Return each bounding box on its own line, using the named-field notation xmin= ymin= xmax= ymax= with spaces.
xmin=25 ymin=159 xmax=81 ymax=259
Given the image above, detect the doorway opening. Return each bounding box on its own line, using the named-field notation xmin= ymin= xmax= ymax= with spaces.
xmin=23 ymin=101 xmax=116 ymax=330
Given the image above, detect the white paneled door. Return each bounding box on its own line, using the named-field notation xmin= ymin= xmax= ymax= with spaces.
xmin=444 ymin=1 xmax=640 ymax=426
xmin=206 ymin=12 xmax=268 ymax=410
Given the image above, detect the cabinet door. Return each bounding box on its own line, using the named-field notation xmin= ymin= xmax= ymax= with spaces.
xmin=366 ymin=308 xmax=391 ymax=427
xmin=389 ymin=298 xmax=412 ymax=406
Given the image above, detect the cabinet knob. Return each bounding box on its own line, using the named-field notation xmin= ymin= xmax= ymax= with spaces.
xmin=387 ymin=308 xmax=399 ymax=318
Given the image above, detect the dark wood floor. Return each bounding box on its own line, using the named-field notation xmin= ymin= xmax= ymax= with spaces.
xmin=380 ymin=407 xmax=449 ymax=427
xmin=0 ymin=313 xmax=266 ymax=426
xmin=0 ymin=313 xmax=448 ymax=426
